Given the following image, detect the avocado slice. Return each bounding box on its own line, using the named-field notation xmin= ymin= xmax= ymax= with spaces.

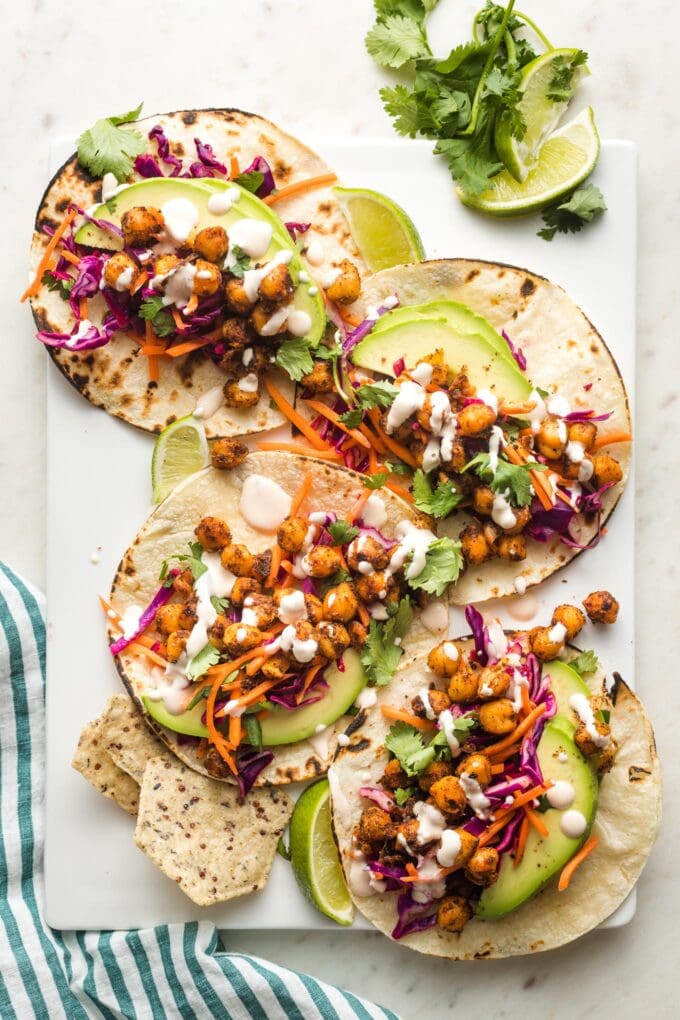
xmin=367 ymin=301 xmax=517 ymax=366
xmin=351 ymin=319 xmax=531 ymax=403
xmin=74 ymin=177 xmax=325 ymax=345
xmin=541 ymin=659 xmax=591 ymax=732
xmin=476 ymin=719 xmax=598 ymax=918
xmin=141 ymin=649 xmax=366 ymax=748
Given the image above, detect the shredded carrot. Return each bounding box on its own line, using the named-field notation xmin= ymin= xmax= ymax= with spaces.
xmin=385 ymin=481 xmax=415 ymax=504
xmin=478 ymin=810 xmax=518 ymax=848
xmin=305 ymin=400 xmax=371 ymax=449
xmin=298 ymin=663 xmax=323 ymax=702
xmin=147 ymin=355 xmax=159 ymax=383
xmin=170 ymin=307 xmax=187 ymax=333
xmin=360 ymin=420 xmax=387 ymax=455
xmin=128 ymin=641 xmax=169 ymax=669
xmin=482 ymin=703 xmax=548 ymax=758
xmin=348 ymin=490 xmax=370 ymax=524
xmin=513 ymin=815 xmax=530 ymax=868
xmin=205 ymin=668 xmax=237 ymax=774
xmin=164 ymin=329 xmax=222 ymax=358
xmin=555 ymin=488 xmax=579 ymax=512
xmin=21 ymin=207 xmax=78 ymax=301
xmin=139 ymin=341 xmax=168 ymax=356
xmin=339 ymin=310 xmax=361 ymax=328
xmin=290 ymin=470 xmax=315 ymax=516
xmin=228 ymin=713 xmax=242 ymax=747
xmin=367 ymin=414 xmax=420 ymax=469
xmin=512 ymin=782 xmax=551 ymax=811
xmin=357 ymin=602 xmax=370 ymax=628
xmin=131 ymin=270 xmax=148 ymax=295
xmin=520 ymin=684 xmax=532 ymax=716
xmin=379 ymin=706 xmax=435 ymax=731
xmin=256 ymin=441 xmax=342 ymax=462
xmin=499 ymin=401 xmax=537 ymax=416
xmin=524 ymin=806 xmax=549 ymax=838
xmin=267 ymin=545 xmax=283 ymax=589
xmin=234 ymin=677 xmax=282 ymax=708
xmin=229 ymin=156 xmax=240 ymax=179
xmin=59 ymin=249 xmax=81 ymax=267
xmin=78 ymin=297 xmax=88 ymax=320
xmin=591 ymin=431 xmax=631 ymax=451
xmin=504 ymin=444 xmax=553 ymax=512
xmin=264 ymin=378 xmax=333 ymax=451
xmin=490 ymin=763 xmax=505 ymax=775
xmin=245 ymin=655 xmax=268 ymax=678
xmin=488 ymin=742 xmax=521 ymax=765
xmin=558 ymin=836 xmax=599 ymax=891
xmin=98 ymin=596 xmax=159 ymax=651
xmin=263 ymin=173 xmax=337 ymax=206
xmin=206 ymin=646 xmax=273 ymax=682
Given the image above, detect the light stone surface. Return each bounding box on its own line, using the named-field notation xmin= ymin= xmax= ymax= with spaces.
xmin=1 ymin=1 xmax=677 ymax=1017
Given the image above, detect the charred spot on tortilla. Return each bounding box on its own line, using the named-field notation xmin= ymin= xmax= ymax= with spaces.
xmin=628 ymin=766 xmax=652 ymax=783
xmin=520 ymin=277 xmax=536 ymax=297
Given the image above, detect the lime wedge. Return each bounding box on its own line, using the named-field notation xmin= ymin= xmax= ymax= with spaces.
xmin=333 ymin=186 xmax=425 ymax=271
xmin=462 ymin=107 xmax=599 ymax=217
xmin=496 ymin=48 xmax=589 ymax=181
xmin=289 ymin=778 xmax=354 ymax=925
xmin=151 ymin=415 xmax=209 ymax=503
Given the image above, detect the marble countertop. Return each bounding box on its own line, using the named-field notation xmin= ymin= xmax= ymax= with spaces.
xmin=2 ymin=1 xmax=677 ymax=1016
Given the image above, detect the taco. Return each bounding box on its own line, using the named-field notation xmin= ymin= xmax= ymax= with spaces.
xmin=285 ymin=258 xmax=631 ymax=604
xmin=24 ymin=106 xmax=365 ymax=437
xmin=329 ymin=602 xmax=660 ymax=958
xmin=105 ymin=451 xmax=459 ymax=792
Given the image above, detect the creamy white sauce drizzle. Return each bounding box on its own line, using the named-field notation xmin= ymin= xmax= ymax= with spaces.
xmin=389 ymin=521 xmax=437 ymax=582
xmin=227 ymin=218 xmax=273 ymax=258
xmin=194 ymin=384 xmax=225 ymax=420
xmin=491 ymin=491 xmax=517 ymax=530
xmin=437 ymin=829 xmax=462 ymax=868
xmin=547 ymin=621 xmax=567 ymax=645
xmin=239 ymin=475 xmax=292 ymax=531
xmin=439 ymin=709 xmax=461 ymax=756
xmin=560 ymin=809 xmax=587 ymax=839
xmin=569 ymin=693 xmax=611 ymax=748
xmin=207 ymin=187 xmax=240 ymax=215
xmin=420 ymin=601 xmax=449 ymax=635
xmin=278 ymin=590 xmax=308 ymax=626
xmin=413 ymin=801 xmax=446 ymax=844
xmin=161 ymin=198 xmax=199 ymax=243
xmin=361 ymin=494 xmax=388 ymax=529
xmin=459 ymin=772 xmax=493 ymax=819
xmin=418 ymin=688 xmax=436 ymax=720
xmin=546 ymin=780 xmax=575 ymax=810
xmin=355 ymin=687 xmax=377 ymax=710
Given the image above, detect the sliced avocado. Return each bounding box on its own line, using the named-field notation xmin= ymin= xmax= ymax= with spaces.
xmin=476 ymin=720 xmax=598 ymax=918
xmin=541 ymin=659 xmax=591 ymax=732
xmin=141 ymin=649 xmax=366 ymax=748
xmin=368 ymin=301 xmax=516 ymax=366
xmin=352 ymin=318 xmax=531 ymax=402
xmin=74 ymin=177 xmax=325 ymax=345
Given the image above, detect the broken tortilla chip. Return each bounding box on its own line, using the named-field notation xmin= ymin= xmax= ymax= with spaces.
xmin=102 ymin=693 xmax=167 ymax=783
xmin=72 ymin=711 xmax=139 ymax=816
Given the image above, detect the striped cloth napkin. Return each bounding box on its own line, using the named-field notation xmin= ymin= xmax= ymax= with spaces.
xmin=0 ymin=564 xmax=399 ymax=1020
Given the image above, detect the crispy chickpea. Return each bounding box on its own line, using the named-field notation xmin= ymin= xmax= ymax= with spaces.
xmin=220 ymin=544 xmax=255 ymax=577
xmin=325 ymin=259 xmax=361 ymax=305
xmin=154 ymin=254 xmax=181 ymax=277
xmin=250 ymin=301 xmax=287 ymax=336
xmin=583 ymin=590 xmax=620 ymax=624
xmin=221 ymin=622 xmax=264 ymax=656
xmin=230 ymin=577 xmax=261 ymax=607
xmin=430 ymin=776 xmax=467 ymax=820
xmin=563 ymin=454 xmax=594 ymax=481
xmin=568 ymin=421 xmax=598 ymax=451
xmin=193 ymin=226 xmax=228 ymax=263
xmin=277 ymin=516 xmax=309 ymax=555
xmin=192 ymin=259 xmax=221 ymax=298
xmin=252 ymin=550 xmax=273 ymax=586
xmin=356 ymin=806 xmax=394 ymax=846
xmin=353 ymin=570 xmax=393 ymax=603
xmin=242 ymin=593 xmax=278 ymax=629
xmin=495 ymin=534 xmax=527 ymax=561
xmin=427 ymin=641 xmax=461 ymax=678
xmin=449 ymin=439 xmax=467 ymax=472
xmin=207 ymin=614 xmax=229 ymax=651
xmin=303 ymin=546 xmax=345 ymax=579
xmin=305 ymin=593 xmax=324 ymax=625
xmin=261 ymin=651 xmax=292 ymax=681
xmin=424 ymin=352 xmax=450 ymax=389
xmin=348 ymin=620 xmax=368 ymax=649
xmin=413 ymin=688 xmax=451 ymax=719
xmin=382 ymin=758 xmax=409 ymax=791
xmin=258 ymin=263 xmax=294 ymax=304
xmin=478 ymin=698 xmax=516 ymax=735
xmin=477 ymin=664 xmax=511 ymax=700
xmin=453 ymin=829 xmax=479 ymax=869
xmin=552 ymin=604 xmax=586 ymax=640
xmin=456 ymin=753 xmax=493 ymax=788
xmin=323 ymin=582 xmax=358 ymax=623
xmin=346 ymin=535 xmax=390 ymax=572
xmin=595 ymin=739 xmax=618 ymax=775
xmin=473 ymin=486 xmax=495 ymax=516
xmin=195 ymin=515 xmax=232 ymax=552
xmin=448 ymin=659 xmax=482 ymax=703
xmin=221 ymin=317 xmax=251 ymax=347
xmin=529 ymin=625 xmax=566 ymax=661
xmin=437 ymin=895 xmax=472 ymax=933
xmin=203 ymin=745 xmax=234 ymax=780
xmin=501 ymin=506 xmax=531 ymax=537
xmin=155 ymin=603 xmax=185 ymax=636
xmin=456 ymin=403 xmax=497 ymax=436
xmin=120 ymin=206 xmax=164 ymax=247
xmin=175 ymin=597 xmax=197 ymax=630
xmin=102 ymin=252 xmax=138 ymax=292
xmin=465 ymin=847 xmax=500 ymax=887
xmin=165 ymin=630 xmax=189 ymax=662
xmin=396 ymin=818 xmax=421 ymax=851
xmin=591 ymin=453 xmax=624 ymax=488
xmin=460 ymin=523 xmax=494 ymax=565
xmin=211 ymin=437 xmax=249 ymax=471
xmin=172 ymin=568 xmax=194 ymax=599
xmin=316 ymin=621 xmax=350 ymax=660
xmin=536 ymin=417 xmax=568 ymax=460
xmin=574 ymin=719 xmax=611 ymax=757
xmin=223 ymin=378 xmax=260 ymax=409
xmin=224 ymin=276 xmax=256 ymax=314
xmin=418 ymin=759 xmax=453 ymax=793
xmin=300 ymin=360 xmax=335 ymax=394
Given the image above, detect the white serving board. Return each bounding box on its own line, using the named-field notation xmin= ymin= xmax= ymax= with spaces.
xmin=45 ymin=137 xmax=636 ymax=931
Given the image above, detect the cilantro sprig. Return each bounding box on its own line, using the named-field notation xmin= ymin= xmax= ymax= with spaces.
xmin=76 ymin=103 xmax=146 ymax=181
xmin=275 ymin=337 xmax=314 ymax=381
xmin=139 ymin=296 xmax=176 ymax=338
xmin=463 ymin=451 xmax=546 ymax=508
xmin=538 ymin=185 xmax=607 ymax=241
xmin=408 ymin=536 xmax=464 ymax=596
xmin=569 ymin=650 xmax=599 ymax=677
xmin=412 ymin=469 xmax=464 ymax=518
xmin=361 ymin=597 xmax=413 ymax=687
xmin=385 ymin=712 xmax=476 ymax=776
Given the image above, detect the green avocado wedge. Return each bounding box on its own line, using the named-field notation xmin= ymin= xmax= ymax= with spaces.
xmin=541 ymin=659 xmax=592 ymax=731
xmin=352 ymin=318 xmax=531 ymax=402
xmin=142 ymin=649 xmax=367 ymax=748
xmin=74 ymin=177 xmax=326 ymax=345
xmin=476 ymin=719 xmax=598 ymax=919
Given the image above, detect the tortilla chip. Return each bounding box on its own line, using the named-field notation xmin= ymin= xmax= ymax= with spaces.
xmin=134 ymin=757 xmax=294 ymax=906
xmin=72 ymin=712 xmax=139 ymax=816
xmin=102 ymin=693 xmax=167 ymax=782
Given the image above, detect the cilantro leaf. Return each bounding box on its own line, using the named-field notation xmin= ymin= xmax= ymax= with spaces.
xmin=233 ymin=170 xmax=265 ymax=194
xmin=363 ymin=472 xmax=390 ymax=490
xmin=186 ymin=685 xmax=211 ymax=711
xmin=339 ymin=409 xmax=363 ymax=429
xmin=160 ymin=541 xmax=207 ymax=583
xmin=76 ymin=103 xmax=146 ymax=181
xmin=385 ymin=722 xmax=434 ymax=775
xmin=394 ymin=786 xmax=414 ymax=806
xmin=319 ymin=567 xmax=352 ymax=596
xmin=314 ymin=340 xmax=342 ymax=362
xmin=244 ymin=713 xmax=263 ymax=750
xmin=355 ymin=380 xmax=400 ymax=409
xmin=138 ymin=295 xmax=175 ymax=338
xmin=275 ymin=338 xmax=314 ymax=382
xmin=462 ymin=452 xmax=545 ymax=508
xmin=412 ymin=469 xmax=463 ymax=518
xmin=538 ymin=185 xmax=607 ymax=241
xmin=186 ymin=643 xmax=220 ymax=681
xmin=327 ymin=520 xmax=360 ymax=546
xmin=384 ymin=459 xmax=412 ymax=476
xmin=210 ymin=596 xmax=230 ymax=614
xmin=365 ymin=14 xmax=430 ymax=69
xmin=569 ymin=650 xmax=599 ymax=676
xmin=547 ymin=50 xmax=588 ymax=103
xmin=228 ymin=246 xmax=252 ymax=279
xmin=41 ymin=270 xmax=74 ymax=300
xmin=408 ymin=537 xmax=463 ymax=596
xmin=361 ymin=597 xmax=413 ymax=686
xmin=380 ymin=84 xmax=423 ymax=137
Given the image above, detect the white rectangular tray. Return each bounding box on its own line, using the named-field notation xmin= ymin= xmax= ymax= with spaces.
xmin=45 ymin=136 xmax=636 ymax=930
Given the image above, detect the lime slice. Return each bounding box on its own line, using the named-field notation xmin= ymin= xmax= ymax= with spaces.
xmin=151 ymin=415 xmax=209 ymax=503
xmin=496 ymin=48 xmax=589 ymax=181
xmin=333 ymin=186 xmax=425 ymax=271
xmin=462 ymin=107 xmax=599 ymax=217
xmin=289 ymin=778 xmax=354 ymax=925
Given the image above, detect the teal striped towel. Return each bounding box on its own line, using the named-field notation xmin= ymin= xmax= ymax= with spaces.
xmin=0 ymin=564 xmax=399 ymax=1020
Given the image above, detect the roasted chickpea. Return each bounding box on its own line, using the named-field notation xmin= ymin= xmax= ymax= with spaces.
xmin=382 ymin=758 xmax=409 ymax=791
xmin=154 ymin=254 xmax=181 ymax=277
xmin=102 ymin=252 xmax=138 ymax=292
xmin=448 ymin=660 xmax=481 ymax=703
xmin=477 ymin=664 xmax=511 ymax=700
xmin=453 ymin=829 xmax=479 ymax=869
xmin=224 ymin=276 xmax=256 ymax=314
xmin=396 ymin=818 xmax=421 ymax=851
xmin=172 ymin=568 xmax=194 ymax=599
xmin=304 ymin=593 xmax=325 ymax=625
xmin=193 ymin=225 xmax=228 ymax=263
xmin=252 ymin=550 xmax=273 ymax=586
xmin=220 ymin=544 xmax=255 ymax=577
xmin=529 ymin=625 xmax=566 ymax=661
xmin=346 ymin=535 xmax=390 ymax=572
xmin=456 ymin=753 xmax=493 ymax=788
xmin=574 ymin=719 xmax=611 ymax=757
xmin=323 ymin=582 xmax=358 ymax=623
xmin=316 ymin=620 xmax=350 ymax=660
xmin=207 ymin=614 xmax=229 ymax=651
xmin=121 ymin=206 xmax=164 ymax=247
xmin=325 ymin=259 xmax=361 ymax=305
xmin=460 ymin=523 xmax=493 ymax=565
xmin=154 ymin=603 xmax=185 ymax=636
xmin=568 ymin=421 xmax=598 ymax=451
xmin=221 ymin=622 xmax=264 ymax=656
xmin=242 ymin=593 xmax=278 ymax=630
xmin=465 ymin=847 xmax=500 ymax=886
xmin=261 ymin=651 xmax=292 ymax=682
xmin=230 ymin=577 xmax=261 ymax=606
xmin=166 ymin=630 xmax=189 ymax=662
xmin=348 ymin=620 xmax=368 ymax=649
xmin=552 ymin=604 xmax=586 ymax=640
xmin=478 ymin=698 xmax=516 ymax=735
xmin=563 ymin=454 xmax=594 ymax=481
xmin=300 ymin=360 xmax=335 ymax=394
xmin=423 ymin=352 xmax=450 ymax=389
xmin=258 ymin=263 xmax=294 ymax=304
xmin=583 ymin=589 xmax=619 ymax=624
xmin=418 ymin=759 xmax=453 ymax=793
xmin=427 ymin=641 xmax=461 ymax=678
xmin=449 ymin=439 xmax=467 ymax=472
xmin=456 ymin=402 xmax=497 ymax=436
xmin=356 ymin=806 xmax=394 ymax=847
xmin=353 ymin=570 xmax=393 ymax=603
xmin=250 ymin=301 xmax=286 ymax=336
xmin=413 ymin=688 xmax=451 ymax=719
xmin=591 ymin=453 xmax=624 ymax=488
xmin=536 ymin=417 xmax=568 ymax=460
xmin=473 ymin=486 xmax=495 ymax=516
xmin=176 ymin=598 xmax=197 ymax=630
xmin=500 ymin=505 xmax=531 ymax=536
xmin=211 ymin=437 xmax=249 ymax=471
xmin=495 ymin=534 xmax=527 ymax=561
xmin=430 ymin=776 xmax=467 ymax=820
xmin=437 ymin=896 xmax=472 ymax=933
xmin=195 ymin=515 xmax=232 ymax=552
xmin=221 ymin=316 xmax=251 ymax=347
xmin=276 ymin=517 xmax=309 ymax=555
xmin=223 ymin=376 xmax=260 ymax=410
xmin=192 ymin=259 xmax=221 ymax=298
xmin=302 ymin=546 xmax=345 ymax=579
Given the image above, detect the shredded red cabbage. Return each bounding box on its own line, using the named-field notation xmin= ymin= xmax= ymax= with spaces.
xmin=267 ymin=671 xmax=329 ymax=710
xmin=134 ymin=154 xmax=164 ymax=178
xmin=72 ymin=203 xmax=123 ymax=239
xmin=462 ymin=816 xmax=486 ymax=836
xmin=501 ymin=329 xmax=527 ymax=371
xmin=194 ymin=138 xmax=226 ymax=174
xmin=392 ymin=891 xmax=438 ymax=939
xmin=341 ymin=298 xmax=399 ymax=356
xmin=109 ymin=572 xmax=178 ymax=655
xmin=149 ymin=125 xmax=183 ymax=177
xmin=285 ymin=221 xmax=311 ymax=241
xmin=359 ymin=786 xmax=395 ymax=812
xmin=465 ymin=605 xmax=489 ymax=665
xmin=367 ymin=861 xmax=407 ymax=891
xmin=563 ymin=409 xmax=613 ymax=423
xmin=235 ymin=747 xmax=275 ymax=797
xmin=241 ymin=156 xmax=276 ymax=198
xmin=37 ymin=314 xmax=119 ymax=352
xmin=69 ymin=255 xmax=104 ymax=316
xmin=495 ymin=810 xmax=526 ymax=855
xmin=392 ymin=357 xmax=405 ymax=376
